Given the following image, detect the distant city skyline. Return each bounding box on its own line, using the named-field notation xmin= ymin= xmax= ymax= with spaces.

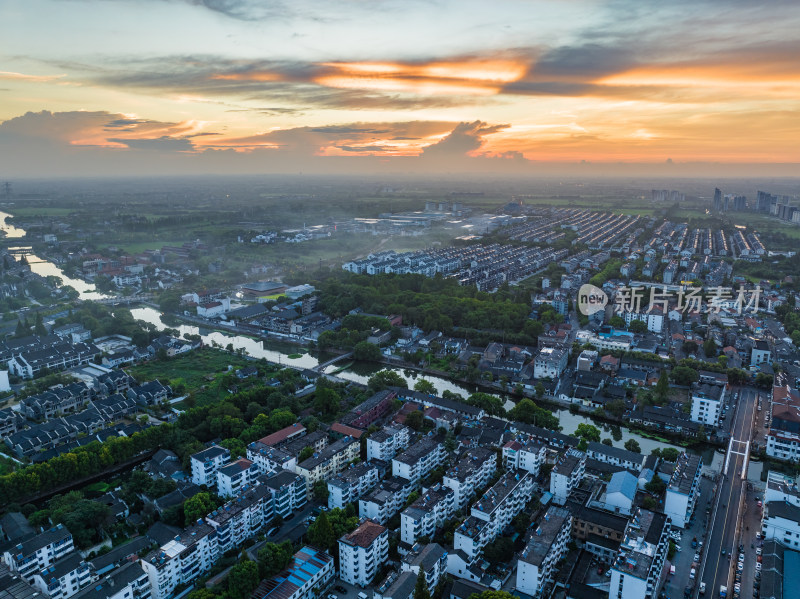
xmin=2 ymin=0 xmax=800 ymax=176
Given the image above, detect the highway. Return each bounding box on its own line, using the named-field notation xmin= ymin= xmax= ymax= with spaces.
xmin=698 ymin=386 xmax=759 ymax=599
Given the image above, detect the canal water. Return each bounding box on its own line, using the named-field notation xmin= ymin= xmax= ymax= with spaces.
xmin=0 ymin=211 xmax=108 ymax=300
xmin=132 ymin=305 xmax=696 ymax=458
xmin=1 ymin=206 xmax=710 ymax=463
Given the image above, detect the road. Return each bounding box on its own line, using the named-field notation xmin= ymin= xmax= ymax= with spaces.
xmin=698 ymin=386 xmax=759 ymax=599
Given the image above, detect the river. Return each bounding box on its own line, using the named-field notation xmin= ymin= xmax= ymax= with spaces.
xmin=1 ymin=207 xmax=706 ymax=462
xmin=0 ymin=210 xmax=108 ymax=300
xmin=131 ymin=305 xmax=700 ymax=459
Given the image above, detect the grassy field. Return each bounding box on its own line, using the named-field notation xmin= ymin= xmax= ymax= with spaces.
xmin=127 ymin=348 xmax=253 ymax=395
xmin=100 ymin=239 xmax=193 ymax=254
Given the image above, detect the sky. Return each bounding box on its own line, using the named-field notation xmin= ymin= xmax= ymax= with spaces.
xmin=2 ymin=0 xmax=800 ymax=177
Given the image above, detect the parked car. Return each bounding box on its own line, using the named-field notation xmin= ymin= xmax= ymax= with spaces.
xmin=335 ymin=586 xmax=347 ymax=594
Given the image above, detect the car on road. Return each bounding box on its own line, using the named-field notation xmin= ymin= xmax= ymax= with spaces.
xmin=335 ymin=586 xmax=347 ymax=593
xmin=756 ymin=548 xmax=762 ymax=555
xmin=327 ymin=594 xmax=337 ymax=599
xmin=267 ymin=527 xmax=280 ymax=537
xmin=700 ymin=582 xmax=706 ymax=595
xmin=694 ymin=553 xmax=700 ymax=562
xmin=690 ymin=568 xmax=696 ymax=579
xmin=722 ymin=549 xmax=726 ymax=556
xmin=755 ymin=562 xmax=762 ymax=571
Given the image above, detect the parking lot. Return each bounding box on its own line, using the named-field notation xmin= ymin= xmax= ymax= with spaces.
xmin=664 ymin=475 xmax=717 ymax=599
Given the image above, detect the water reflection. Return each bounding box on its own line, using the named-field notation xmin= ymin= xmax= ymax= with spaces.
xmin=0 ymin=211 xmax=108 ymax=300
xmin=131 ymin=307 xmax=323 ymax=369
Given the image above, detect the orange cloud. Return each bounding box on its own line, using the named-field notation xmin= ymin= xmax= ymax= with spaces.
xmin=315 ymin=57 xmax=528 ymax=96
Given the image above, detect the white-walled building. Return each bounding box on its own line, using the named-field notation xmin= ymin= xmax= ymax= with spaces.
xmin=338 ymin=520 xmax=389 ymax=588
xmin=216 ymin=458 xmax=260 ymax=498
xmin=534 ymin=347 xmax=569 ymax=379
xmin=502 ymin=435 xmax=546 ymax=477
xmin=621 ymin=309 xmax=664 ymax=333
xmin=400 ymin=484 xmax=455 ymax=547
xmin=328 ymin=462 xmax=380 ymax=510
xmin=196 ymin=298 xmax=231 ymax=318
xmin=205 ymin=484 xmax=273 ymax=555
xmin=32 ymin=553 xmax=92 ymax=599
xmin=664 ymin=452 xmax=702 ymax=528
xmin=764 ymin=471 xmax=800 ymax=508
xmin=765 ymin=385 xmax=800 ymax=462
xmin=2 ymin=524 xmax=74 ymax=582
xmin=550 ymin=449 xmax=586 ymax=506
xmin=141 ymin=520 xmax=219 ymax=599
xmin=392 ymin=436 xmax=446 ymax=485
xmin=761 ymin=501 xmax=800 ymax=549
xmin=359 ymin=477 xmax=414 ymax=525
xmin=295 ymin=436 xmax=360 ymax=499
xmin=367 ymin=423 xmax=411 ymax=462
xmin=601 ymin=471 xmax=638 ymax=515
xmin=73 ymin=562 xmax=151 ymax=599
xmin=190 ymin=445 xmax=230 ymax=487
xmin=586 ymin=442 xmax=643 ymax=471
xmin=443 ymin=447 xmax=497 ymax=510
xmin=690 ymin=384 xmax=725 ymax=427
xmin=400 ymin=543 xmax=448 ymax=594
xmin=453 ymin=471 xmax=535 ymax=561
xmin=246 ymin=442 xmax=296 ymax=475
xmin=261 ymin=470 xmax=307 ymax=519
xmin=250 ymin=546 xmax=334 ymax=599
xmin=609 ymin=509 xmax=670 ymax=599
xmin=515 ymin=507 xmax=572 ymax=597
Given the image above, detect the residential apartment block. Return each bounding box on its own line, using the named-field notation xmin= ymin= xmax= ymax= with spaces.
xmin=367 ymin=423 xmax=410 ymax=462
xmin=550 ymin=449 xmax=586 ymax=506
xmin=295 ymin=436 xmax=359 ymax=498
xmin=400 ymin=484 xmax=455 ymax=547
xmin=515 ymin=506 xmax=572 ymax=597
xmin=443 ymin=447 xmax=497 ymax=510
xmin=190 ymin=445 xmax=230 ymax=487
xmin=663 ymin=452 xmax=701 ymax=528
xmin=392 ymin=436 xmax=446 ymax=485
xmin=609 ymin=509 xmax=670 ymax=599
xmin=338 ymin=520 xmax=389 ymax=588
xmin=328 ymin=462 xmax=380 ymax=510
xmin=502 ymin=435 xmax=546 ymax=477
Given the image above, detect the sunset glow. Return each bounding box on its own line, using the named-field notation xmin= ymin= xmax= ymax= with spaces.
xmin=1 ymin=0 xmax=799 ymax=176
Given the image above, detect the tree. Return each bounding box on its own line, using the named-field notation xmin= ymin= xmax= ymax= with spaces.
xmin=257 ymin=541 xmax=294 ymax=579
xmin=367 ymin=370 xmax=407 ymax=393
xmin=624 ymin=439 xmax=641 ymax=453
xmin=219 ymin=438 xmax=246 ymax=459
xmin=682 ymin=341 xmax=698 ymax=355
xmin=755 ymin=373 xmax=774 ymax=389
xmin=414 ymin=379 xmax=436 ymax=396
xmin=299 ymin=446 xmax=315 ymax=462
xmin=227 ymin=560 xmax=260 ymax=599
xmin=34 ymin=313 xmax=47 ymax=336
xmin=313 ymin=479 xmax=330 ymax=502
xmin=508 ymin=399 xmax=560 ymax=430
xmin=573 ymin=423 xmax=601 ymax=443
xmin=535 ymin=382 xmax=545 ymax=399
xmin=307 ymin=510 xmax=336 ymax=553
xmin=405 ymin=410 xmax=424 ymax=431
xmin=655 ymin=369 xmax=669 ymax=402
xmin=414 ymin=569 xmax=431 ymax=599
xmin=314 ymin=388 xmax=341 ymax=416
xmin=354 ymin=341 xmax=382 ymax=362
xmin=703 ymin=338 xmax=718 ymax=358
xmin=645 ymin=477 xmax=666 ymax=496
xmin=184 ymin=492 xmax=216 ymax=526
xmin=466 ymin=392 xmax=506 ymax=417
xmin=671 ymin=365 xmax=699 ymax=386
xmin=629 ymin=319 xmax=648 ymax=333
xmin=609 ymin=315 xmax=626 ymax=328
xmin=602 ymin=438 xmax=613 ymax=446
xmin=483 ymin=536 xmax=514 ymax=566
xmin=611 ymin=425 xmax=623 ymax=441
